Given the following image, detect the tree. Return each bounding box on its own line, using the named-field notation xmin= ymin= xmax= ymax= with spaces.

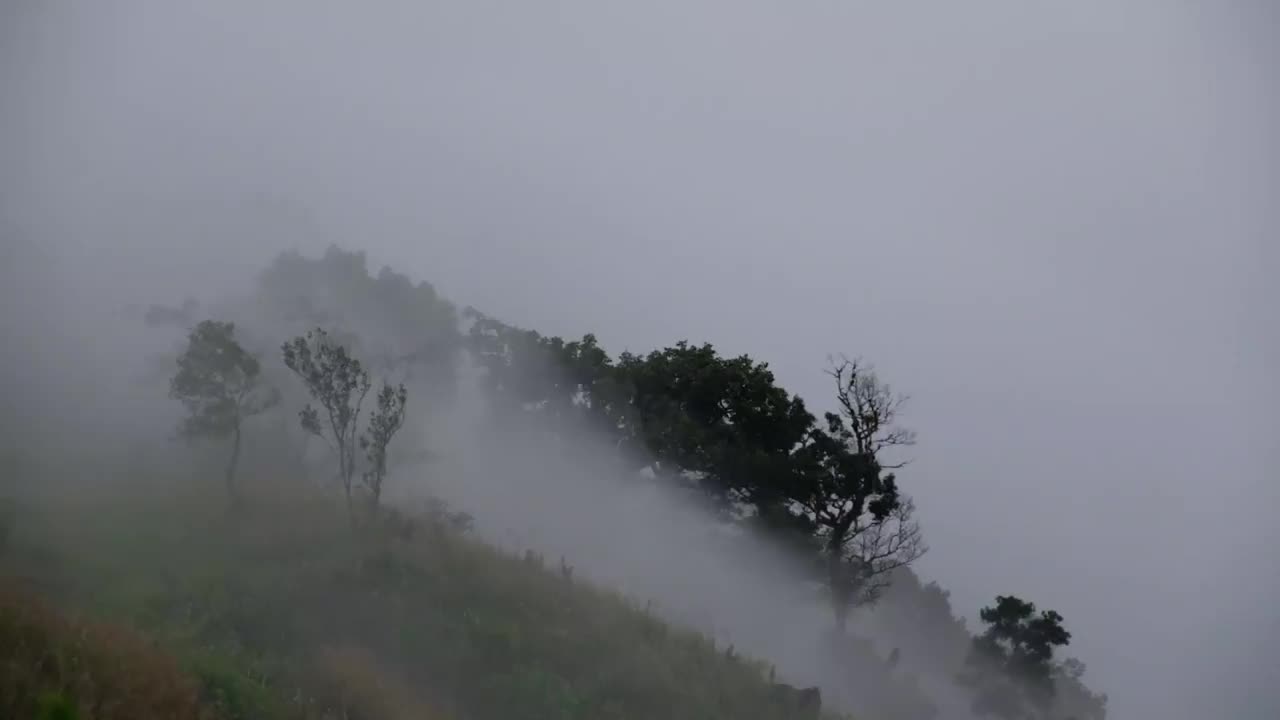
xmin=959 ymin=595 xmax=1073 ymax=719
xmin=831 ymin=496 xmax=927 ymax=611
xmin=1049 ymin=658 xmax=1108 ymax=720
xmin=614 ymin=342 xmax=814 ymax=508
xmin=282 ymin=328 xmax=371 ymax=521
xmin=785 ymin=357 xmax=925 ymax=630
xmin=465 ymin=318 xmax=814 ymax=510
xmin=827 ymin=356 xmax=916 ymax=466
xmin=170 ymin=320 xmax=279 ymax=506
xmin=359 ymin=382 xmax=408 ymax=510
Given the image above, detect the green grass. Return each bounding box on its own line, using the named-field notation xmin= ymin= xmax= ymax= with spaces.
xmin=2 ymin=472 xmax=849 ymax=720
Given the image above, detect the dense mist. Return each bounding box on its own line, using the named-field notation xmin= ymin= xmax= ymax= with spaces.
xmin=3 ymin=2 xmax=1277 ymax=719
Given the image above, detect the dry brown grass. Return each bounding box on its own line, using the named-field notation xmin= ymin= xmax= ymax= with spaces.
xmin=0 ymin=584 xmax=213 ymax=720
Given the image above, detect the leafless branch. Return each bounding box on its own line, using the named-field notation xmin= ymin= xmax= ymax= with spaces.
xmin=825 ymin=355 xmax=917 ymax=468
xmin=832 ymin=495 xmax=928 ymax=610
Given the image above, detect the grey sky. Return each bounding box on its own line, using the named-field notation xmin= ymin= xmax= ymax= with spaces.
xmin=3 ymin=1 xmax=1276 ymax=717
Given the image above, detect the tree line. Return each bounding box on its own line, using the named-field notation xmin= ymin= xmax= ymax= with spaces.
xmin=155 ymin=245 xmax=1105 ymax=720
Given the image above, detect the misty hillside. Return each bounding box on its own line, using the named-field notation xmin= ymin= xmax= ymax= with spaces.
xmin=3 ymin=470 xmax=844 ymax=720
xmin=3 ymin=4 xmax=1275 ymax=717
xmin=1 ymin=246 xmax=1112 ymax=720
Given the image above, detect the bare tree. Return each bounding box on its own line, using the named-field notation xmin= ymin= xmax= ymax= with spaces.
xmin=801 ymin=356 xmax=925 ymax=630
xmin=826 ymin=355 xmax=916 ymax=468
xmin=829 ymin=496 xmax=928 ymax=621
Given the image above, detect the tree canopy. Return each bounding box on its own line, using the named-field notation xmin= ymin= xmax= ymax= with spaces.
xmin=961 ymin=595 xmax=1075 ymax=719
xmin=169 ymin=319 xmax=278 ymax=505
xmin=464 ymin=309 xmax=923 ymax=624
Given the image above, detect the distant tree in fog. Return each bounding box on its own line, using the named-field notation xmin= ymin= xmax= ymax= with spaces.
xmin=258 ymin=246 xmax=459 ymax=395
xmin=170 ymin=319 xmax=279 ymax=507
xmin=1049 ymin=657 xmax=1108 ymax=720
xmin=144 ymin=297 xmax=200 ymax=330
xmin=282 ymin=327 xmax=371 ymax=523
xmin=359 ymin=381 xmax=408 ymax=510
xmin=959 ymin=595 xmax=1073 ymax=719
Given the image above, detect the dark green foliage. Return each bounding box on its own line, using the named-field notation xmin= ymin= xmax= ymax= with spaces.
xmin=459 ymin=293 xmax=1107 ymax=715
xmin=613 ymin=341 xmax=815 ymax=506
xmin=960 ymin=595 xmax=1074 ymax=719
xmin=171 ymin=320 xmax=279 ymax=506
xmin=466 ymin=310 xmax=925 ymax=626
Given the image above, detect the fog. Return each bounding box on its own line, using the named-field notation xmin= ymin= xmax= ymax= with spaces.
xmin=3 ymin=1 xmax=1277 ymax=718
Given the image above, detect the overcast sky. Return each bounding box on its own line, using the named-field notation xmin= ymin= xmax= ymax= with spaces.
xmin=3 ymin=2 xmax=1276 ymax=717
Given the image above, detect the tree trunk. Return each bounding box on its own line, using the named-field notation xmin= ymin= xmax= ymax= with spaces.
xmin=225 ymin=423 xmax=242 ymax=509
xmin=833 ymin=597 xmax=850 ymax=634
xmin=340 ymin=446 xmax=355 ymax=527
xmin=826 ymin=533 xmax=848 ymax=634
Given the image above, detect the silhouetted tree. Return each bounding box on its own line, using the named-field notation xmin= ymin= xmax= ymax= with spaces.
xmin=834 ymin=496 xmax=928 ymax=610
xmin=170 ymin=320 xmax=279 ymax=506
xmin=960 ymin=595 xmax=1073 ymax=719
xmin=282 ymin=327 xmax=371 ymax=522
xmin=359 ymin=382 xmax=408 ymax=510
xmin=784 ymin=358 xmax=925 ymax=630
xmin=827 ymin=355 xmax=916 ymax=465
xmin=614 ymin=342 xmax=813 ymax=507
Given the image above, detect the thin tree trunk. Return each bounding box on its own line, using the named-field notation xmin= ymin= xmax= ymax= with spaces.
xmin=225 ymin=423 xmax=242 ymax=509
xmin=340 ymin=446 xmax=355 ymax=527
xmin=833 ymin=598 xmax=850 ymax=634
xmin=826 ymin=534 xmax=848 ymax=634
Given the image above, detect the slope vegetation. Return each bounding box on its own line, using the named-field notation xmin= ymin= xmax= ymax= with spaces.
xmin=1 ymin=468 xmax=846 ymax=720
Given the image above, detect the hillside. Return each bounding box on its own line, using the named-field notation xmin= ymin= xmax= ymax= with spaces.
xmin=1 ymin=464 xmax=843 ymax=720
xmin=0 ymin=245 xmax=1109 ymax=720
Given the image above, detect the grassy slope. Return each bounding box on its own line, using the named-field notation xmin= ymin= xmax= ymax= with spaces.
xmin=0 ymin=586 xmax=211 ymax=720
xmin=1 ymin=472 xmax=851 ymax=720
